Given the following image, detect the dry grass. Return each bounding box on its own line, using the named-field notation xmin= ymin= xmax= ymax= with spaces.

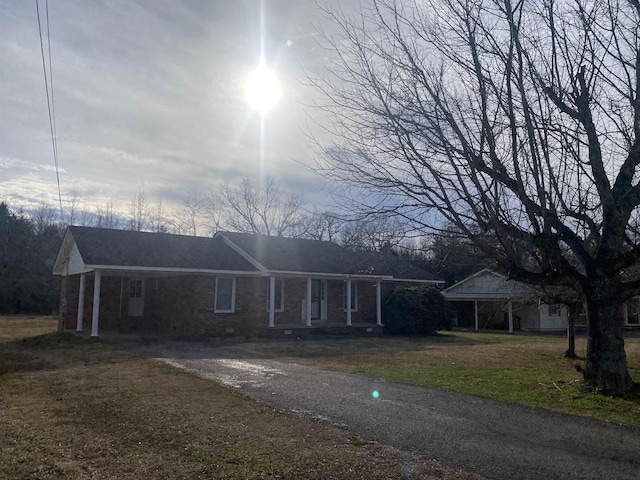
xmin=0 ymin=317 xmax=481 ymax=480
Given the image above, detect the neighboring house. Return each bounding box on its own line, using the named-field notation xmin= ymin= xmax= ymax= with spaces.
xmin=443 ymin=269 xmax=568 ymax=332
xmin=623 ymin=297 xmax=640 ymax=328
xmin=53 ymin=227 xmax=442 ymax=337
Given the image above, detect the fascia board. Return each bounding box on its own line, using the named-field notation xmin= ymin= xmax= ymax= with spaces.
xmin=85 ymin=265 xmax=262 ymax=276
xmin=264 ymin=270 xmax=393 ymax=280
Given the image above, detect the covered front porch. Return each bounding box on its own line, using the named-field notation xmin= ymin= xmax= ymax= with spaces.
xmin=258 ymin=323 xmax=384 ymax=339
xmin=63 ymin=271 xmax=387 ymax=338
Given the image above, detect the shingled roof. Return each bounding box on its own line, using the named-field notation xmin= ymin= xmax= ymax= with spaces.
xmin=54 ymin=226 xmax=441 ymax=282
xmin=57 ymin=226 xmax=257 ymax=273
xmin=217 ymin=231 xmax=441 ymax=281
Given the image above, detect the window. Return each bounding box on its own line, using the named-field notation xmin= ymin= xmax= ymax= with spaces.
xmin=215 ymin=277 xmax=236 ymax=313
xmin=129 ymin=279 xmax=143 ymax=298
xmin=267 ymin=278 xmax=284 ymax=312
xmin=343 ymin=281 xmax=358 ymax=311
xmin=548 ymin=304 xmax=562 ymax=316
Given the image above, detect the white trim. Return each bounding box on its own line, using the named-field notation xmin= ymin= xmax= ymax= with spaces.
xmin=215 ymin=233 xmax=268 ymax=272
xmin=266 ymin=269 xmax=393 ymax=281
xmin=305 ymin=278 xmax=312 ymax=326
xmin=346 ymin=279 xmax=352 ymax=325
xmin=268 ymin=276 xmax=276 ymax=328
xmin=214 ymin=277 xmax=236 ymax=313
xmin=508 ymin=301 xmax=513 ymax=333
xmin=443 ymin=293 xmax=524 ymax=301
xmin=76 ymin=273 xmax=85 ymax=332
xmin=385 ymin=278 xmax=445 ymax=284
xmin=266 ymin=277 xmax=284 ymax=313
xmin=91 ymin=271 xmax=101 ymax=337
xmin=343 ymin=281 xmax=358 ymax=313
xmin=83 ymin=265 xmax=260 ymax=276
xmin=474 ymin=300 xmax=479 ymax=331
xmin=376 ymin=281 xmax=382 ymax=325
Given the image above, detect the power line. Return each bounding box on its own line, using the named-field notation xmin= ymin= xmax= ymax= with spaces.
xmin=35 ymin=0 xmax=63 ymax=219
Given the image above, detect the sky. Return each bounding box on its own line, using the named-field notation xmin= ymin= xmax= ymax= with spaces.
xmin=0 ymin=0 xmax=346 ymax=216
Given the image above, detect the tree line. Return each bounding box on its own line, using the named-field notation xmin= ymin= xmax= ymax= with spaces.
xmin=0 ymin=176 xmax=489 ymax=315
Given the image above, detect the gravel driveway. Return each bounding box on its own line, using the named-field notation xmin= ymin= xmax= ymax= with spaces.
xmin=122 ymin=339 xmax=640 ymax=480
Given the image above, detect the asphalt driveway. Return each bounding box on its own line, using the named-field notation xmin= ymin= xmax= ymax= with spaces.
xmin=122 ymin=339 xmax=640 ymax=480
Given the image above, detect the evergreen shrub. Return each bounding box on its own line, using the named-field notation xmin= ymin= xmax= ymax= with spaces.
xmin=384 ymin=286 xmax=452 ymax=335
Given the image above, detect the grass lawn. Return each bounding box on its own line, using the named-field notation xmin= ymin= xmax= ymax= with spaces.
xmin=0 ymin=316 xmax=480 ymax=480
xmin=232 ymin=331 xmax=640 ymax=428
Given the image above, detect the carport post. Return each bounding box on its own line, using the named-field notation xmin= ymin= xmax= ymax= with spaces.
xmin=508 ymin=301 xmax=514 ymax=333
xmin=91 ymin=271 xmax=101 ymax=337
xmin=376 ymin=281 xmax=382 ymax=325
xmin=306 ymin=278 xmax=312 ymax=327
xmin=268 ymin=276 xmax=276 ymax=328
xmin=76 ymin=273 xmax=85 ymax=332
xmin=474 ymin=301 xmax=479 ymax=331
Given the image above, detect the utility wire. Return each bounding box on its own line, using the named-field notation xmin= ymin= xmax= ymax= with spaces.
xmin=36 ymin=0 xmax=64 ymax=220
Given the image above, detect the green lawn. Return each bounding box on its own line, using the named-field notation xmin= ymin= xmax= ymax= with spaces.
xmin=235 ymin=331 xmax=640 ymax=427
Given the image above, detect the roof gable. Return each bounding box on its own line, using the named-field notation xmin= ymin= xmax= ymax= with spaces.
xmin=444 ymin=269 xmax=536 ymax=299
xmin=55 ymin=226 xmax=258 ymax=274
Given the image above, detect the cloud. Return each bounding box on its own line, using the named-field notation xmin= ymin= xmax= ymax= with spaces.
xmin=0 ymin=0 xmax=354 ymax=217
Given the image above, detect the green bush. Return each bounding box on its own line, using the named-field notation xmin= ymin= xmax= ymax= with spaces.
xmin=384 ymin=286 xmax=452 ymax=335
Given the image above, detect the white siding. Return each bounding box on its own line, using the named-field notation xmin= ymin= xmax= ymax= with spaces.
xmin=53 ymin=232 xmax=91 ymax=276
xmin=538 ymin=304 xmax=568 ymax=331
xmin=446 ymin=270 xmax=534 ymax=299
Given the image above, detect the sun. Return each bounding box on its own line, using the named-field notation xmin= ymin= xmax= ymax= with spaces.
xmin=245 ymin=64 xmax=281 ymax=114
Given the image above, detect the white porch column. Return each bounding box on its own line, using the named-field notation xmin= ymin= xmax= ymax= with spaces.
xmin=474 ymin=300 xmax=479 ymax=331
xmin=268 ymin=276 xmax=276 ymax=328
xmin=346 ymin=278 xmax=352 ymax=326
xmin=76 ymin=273 xmax=85 ymax=332
xmin=376 ymin=280 xmax=382 ymax=325
xmin=306 ymin=278 xmax=312 ymax=327
xmin=91 ymin=271 xmax=101 ymax=337
xmin=508 ymin=301 xmax=514 ymax=333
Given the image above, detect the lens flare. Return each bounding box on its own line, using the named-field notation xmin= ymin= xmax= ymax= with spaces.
xmin=245 ymin=64 xmax=281 ymax=114
xmin=372 ymin=390 xmax=380 ymax=399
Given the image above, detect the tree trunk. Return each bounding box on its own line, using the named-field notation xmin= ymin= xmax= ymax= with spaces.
xmin=564 ymin=303 xmax=577 ymax=359
xmin=583 ymin=280 xmax=634 ymax=394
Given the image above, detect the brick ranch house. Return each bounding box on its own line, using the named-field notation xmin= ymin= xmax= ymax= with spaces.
xmin=53 ymin=226 xmax=443 ymax=338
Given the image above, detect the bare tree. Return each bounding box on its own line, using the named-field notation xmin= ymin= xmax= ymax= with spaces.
xmin=128 ymin=190 xmax=149 ymax=231
xmin=301 ymin=210 xmax=343 ymax=241
xmin=77 ymin=207 xmax=95 ymax=227
xmin=201 ymin=190 xmax=223 ymax=236
xmin=31 ymin=201 xmax=59 ymax=235
xmin=64 ymin=192 xmax=80 ymax=227
xmin=339 ymin=216 xmax=405 ymax=252
xmin=173 ymin=193 xmax=205 ymax=236
xmin=95 ymin=200 xmax=122 ymax=229
xmin=149 ymin=199 xmax=169 ymax=233
xmin=215 ymin=177 xmax=305 ymax=237
xmin=313 ymin=0 xmax=640 ymax=393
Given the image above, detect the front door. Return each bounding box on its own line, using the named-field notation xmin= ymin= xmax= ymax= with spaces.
xmin=311 ymin=279 xmax=322 ymax=320
xmin=128 ymin=278 xmax=145 ymax=317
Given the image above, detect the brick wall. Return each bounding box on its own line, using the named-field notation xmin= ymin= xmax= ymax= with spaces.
xmin=58 ymin=273 xmax=403 ymax=335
